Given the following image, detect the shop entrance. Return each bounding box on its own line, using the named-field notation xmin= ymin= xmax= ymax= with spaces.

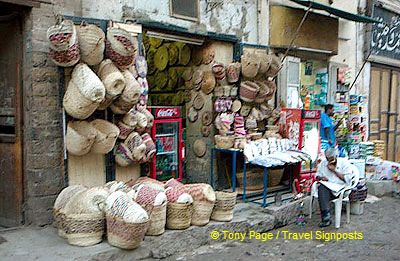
xmin=369 ymin=65 xmax=400 ymax=161
xmin=0 ymin=4 xmax=24 ymax=227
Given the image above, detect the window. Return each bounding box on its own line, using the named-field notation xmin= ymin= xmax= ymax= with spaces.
xmin=170 ymin=0 xmax=200 ymax=22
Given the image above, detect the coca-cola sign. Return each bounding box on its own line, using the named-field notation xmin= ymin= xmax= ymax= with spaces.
xmin=155 ymin=108 xmax=180 ymax=118
xmin=303 ymin=110 xmax=320 ymax=119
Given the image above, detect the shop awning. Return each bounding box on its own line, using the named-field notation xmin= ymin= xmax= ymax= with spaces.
xmin=289 ymin=0 xmax=380 ymax=23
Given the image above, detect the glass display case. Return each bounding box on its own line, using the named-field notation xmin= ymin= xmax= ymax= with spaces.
xmin=150 ymin=106 xmax=183 ymax=181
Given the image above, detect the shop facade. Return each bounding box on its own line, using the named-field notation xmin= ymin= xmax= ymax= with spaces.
xmin=0 ymin=0 xmax=266 ymax=227
xmin=366 ymin=1 xmax=400 ymax=162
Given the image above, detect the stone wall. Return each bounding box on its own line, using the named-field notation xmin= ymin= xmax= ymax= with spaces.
xmin=23 ymin=2 xmax=66 ymax=226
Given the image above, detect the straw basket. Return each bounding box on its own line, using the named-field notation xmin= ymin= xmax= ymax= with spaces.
xmin=66 ymin=121 xmax=97 ymax=156
xmin=90 ymin=119 xmax=120 ymax=154
xmin=63 ymin=81 xmax=100 ymax=119
xmin=105 ymin=27 xmax=136 ymax=68
xmin=53 ymin=185 xmax=87 ymax=238
xmin=114 ymin=143 xmax=134 ymax=167
xmin=211 ymin=191 xmax=237 ymax=222
xmin=237 ymin=169 xmax=264 ymax=191
xmin=64 ymin=212 xmax=105 ymax=247
xmin=47 ymin=20 xmax=80 ymax=67
xmin=77 ymin=23 xmax=105 ymax=65
xmin=166 ymin=202 xmax=193 ymax=230
xmin=191 ymin=200 xmax=215 ymax=226
xmin=106 ymin=215 xmax=149 ymax=250
xmin=214 ymin=135 xmax=235 ymax=149
xmin=240 ymin=81 xmax=259 ymax=102
xmin=98 ymin=59 xmax=126 ymax=97
xmin=146 ymin=202 xmax=167 ymax=236
xmin=268 ymin=168 xmax=284 ymax=187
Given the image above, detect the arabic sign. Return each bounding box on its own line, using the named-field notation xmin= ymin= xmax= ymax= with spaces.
xmin=371 ymin=6 xmax=400 ymax=59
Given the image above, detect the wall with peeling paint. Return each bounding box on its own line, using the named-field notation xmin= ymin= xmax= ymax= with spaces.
xmin=53 ymin=0 xmax=261 ymax=44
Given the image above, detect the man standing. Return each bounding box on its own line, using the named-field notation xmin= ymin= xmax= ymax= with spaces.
xmin=314 ymin=148 xmax=355 ymax=227
xmin=320 ymin=104 xmax=341 ymax=150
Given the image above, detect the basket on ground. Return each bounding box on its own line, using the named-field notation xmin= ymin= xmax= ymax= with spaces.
xmin=146 ymin=202 xmax=167 ymax=236
xmin=211 ymin=191 xmax=237 ymax=222
xmin=64 ymin=212 xmax=105 ymax=247
xmin=166 ymin=202 xmax=193 ymax=230
xmin=106 ymin=214 xmax=149 ymax=250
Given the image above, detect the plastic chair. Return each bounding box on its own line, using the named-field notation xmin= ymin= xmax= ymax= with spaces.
xmin=309 ymin=164 xmax=360 ymax=228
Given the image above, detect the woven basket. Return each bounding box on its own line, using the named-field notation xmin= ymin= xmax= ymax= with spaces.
xmin=91 ymin=119 xmax=120 ymax=154
xmin=53 ymin=185 xmax=87 ymax=238
xmin=211 ymin=191 xmax=237 ymax=222
xmin=146 ymin=202 xmax=167 ymax=236
xmin=268 ymin=168 xmax=284 ymax=187
xmin=98 ymin=59 xmax=126 ymax=97
xmin=166 ymin=202 xmax=193 ymax=230
xmin=63 ymin=63 xmax=105 ymax=119
xmin=64 ymin=212 xmax=105 ymax=247
xmin=111 ymin=70 xmax=141 ymax=114
xmin=214 ymin=135 xmax=235 ymax=149
xmin=114 ymin=143 xmax=134 ymax=167
xmin=240 ymin=81 xmax=259 ymax=102
xmin=63 ymin=81 xmax=99 ymax=120
xmin=77 ymin=23 xmax=105 ymax=66
xmin=191 ymin=200 xmax=215 ymax=226
xmin=106 ymin=214 xmax=149 ymax=250
xmin=237 ymin=169 xmax=264 ymax=191
xmin=47 ymin=20 xmax=80 ymax=67
xmin=66 ymin=121 xmax=97 ymax=156
xmin=105 ymin=27 xmax=136 ymax=68
xmin=117 ymin=121 xmax=134 ymax=140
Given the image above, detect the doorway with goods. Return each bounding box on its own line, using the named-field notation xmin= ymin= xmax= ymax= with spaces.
xmin=0 ymin=2 xmax=24 ymax=227
xmin=369 ymin=65 xmax=400 ymax=161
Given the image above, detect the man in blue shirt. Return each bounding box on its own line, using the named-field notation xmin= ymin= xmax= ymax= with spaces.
xmin=320 ymin=104 xmax=340 ymax=150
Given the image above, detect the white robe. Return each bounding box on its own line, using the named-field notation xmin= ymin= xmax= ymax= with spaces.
xmin=313 ymin=158 xmax=354 ymax=197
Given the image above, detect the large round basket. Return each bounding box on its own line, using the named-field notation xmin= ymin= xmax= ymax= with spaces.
xmin=64 ymin=212 xmax=105 ymax=247
xmin=90 ymin=119 xmax=120 ymax=154
xmin=146 ymin=202 xmax=167 ymax=236
xmin=236 ymin=169 xmax=264 ymax=191
xmin=191 ymin=200 xmax=215 ymax=226
xmin=211 ymin=191 xmax=237 ymax=222
xmin=63 ymin=81 xmax=101 ymax=120
xmin=106 ymin=214 xmax=149 ymax=250
xmin=166 ymin=202 xmax=193 ymax=230
xmin=53 ymin=208 xmax=67 ymax=238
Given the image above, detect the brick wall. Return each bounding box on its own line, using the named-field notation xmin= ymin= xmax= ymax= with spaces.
xmin=23 ymin=2 xmax=65 ymax=226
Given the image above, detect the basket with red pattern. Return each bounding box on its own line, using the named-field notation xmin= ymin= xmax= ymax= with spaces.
xmin=47 ymin=20 xmax=80 ymax=67
xmin=105 ymin=27 xmax=136 ymax=68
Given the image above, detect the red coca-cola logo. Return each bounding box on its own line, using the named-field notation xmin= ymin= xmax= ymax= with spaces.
xmin=156 ymin=108 xmax=179 ymax=118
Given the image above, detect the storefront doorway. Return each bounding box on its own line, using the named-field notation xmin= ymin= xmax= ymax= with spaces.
xmin=369 ymin=65 xmax=400 ymax=161
xmin=0 ymin=3 xmax=24 ymax=227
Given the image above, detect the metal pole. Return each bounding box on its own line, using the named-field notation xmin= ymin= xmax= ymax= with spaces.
xmin=349 ymin=50 xmax=372 ymax=91
xmin=281 ymin=4 xmax=313 ymax=64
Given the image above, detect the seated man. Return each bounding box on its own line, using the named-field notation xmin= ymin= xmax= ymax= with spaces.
xmin=315 ymin=148 xmax=354 ymax=227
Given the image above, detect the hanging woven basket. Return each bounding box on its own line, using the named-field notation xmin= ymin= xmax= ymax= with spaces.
xmin=77 ymin=23 xmax=105 ymax=66
xmin=47 ymin=20 xmax=80 ymax=67
xmin=98 ymin=59 xmax=126 ymax=97
xmin=66 ymin=121 xmax=97 ymax=156
xmin=63 ymin=63 xmax=105 ymax=119
xmin=90 ymin=119 xmax=120 ymax=154
xmin=110 ymin=70 xmax=141 ymax=114
xmin=114 ymin=142 xmax=134 ymax=167
xmin=105 ymin=27 xmax=137 ymax=68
